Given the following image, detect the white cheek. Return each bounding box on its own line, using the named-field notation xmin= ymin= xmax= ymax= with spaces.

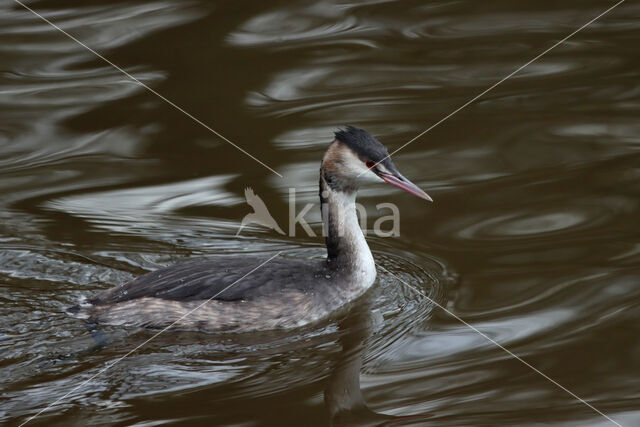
xmin=358 ymin=166 xmax=383 ymax=184
xmin=342 ymin=151 xmax=384 ymax=184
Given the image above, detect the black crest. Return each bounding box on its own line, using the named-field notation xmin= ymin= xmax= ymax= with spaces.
xmin=334 ymin=126 xmax=399 ymax=173
xmin=334 ymin=126 xmax=389 ymax=162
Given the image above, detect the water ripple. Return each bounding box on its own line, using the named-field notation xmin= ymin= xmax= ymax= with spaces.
xmin=227 ymin=1 xmax=377 ymax=47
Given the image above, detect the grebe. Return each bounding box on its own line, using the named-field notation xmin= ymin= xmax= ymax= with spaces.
xmin=74 ymin=126 xmax=431 ymax=332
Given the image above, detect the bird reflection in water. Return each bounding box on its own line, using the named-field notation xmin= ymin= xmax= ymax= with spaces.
xmin=325 ymin=302 xmax=432 ymax=426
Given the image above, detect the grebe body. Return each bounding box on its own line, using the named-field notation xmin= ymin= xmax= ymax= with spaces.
xmin=75 ymin=127 xmax=431 ymax=332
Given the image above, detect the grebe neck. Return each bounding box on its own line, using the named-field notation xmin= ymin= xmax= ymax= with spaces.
xmin=320 ymin=173 xmax=375 ymax=278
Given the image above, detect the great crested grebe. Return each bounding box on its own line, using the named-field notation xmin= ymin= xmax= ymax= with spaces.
xmin=74 ymin=126 xmax=431 ymax=332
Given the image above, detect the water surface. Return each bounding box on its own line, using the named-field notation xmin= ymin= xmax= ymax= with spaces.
xmin=1 ymin=0 xmax=639 ymax=425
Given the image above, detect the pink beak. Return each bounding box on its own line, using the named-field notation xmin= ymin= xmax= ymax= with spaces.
xmin=380 ymin=172 xmax=433 ymax=202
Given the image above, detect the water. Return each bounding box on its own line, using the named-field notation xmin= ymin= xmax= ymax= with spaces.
xmin=1 ymin=0 xmax=639 ymax=425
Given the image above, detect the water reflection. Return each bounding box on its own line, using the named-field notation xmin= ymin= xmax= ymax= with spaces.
xmin=326 ymin=304 xmax=436 ymax=426
xmin=46 ymin=174 xmax=242 ymax=234
xmin=2 ymin=0 xmax=640 ymax=424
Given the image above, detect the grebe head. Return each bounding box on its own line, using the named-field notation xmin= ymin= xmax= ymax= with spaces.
xmin=321 ymin=126 xmax=432 ymax=201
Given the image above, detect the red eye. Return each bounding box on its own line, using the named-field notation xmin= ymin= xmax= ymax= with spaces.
xmin=366 ymin=161 xmax=375 ymax=169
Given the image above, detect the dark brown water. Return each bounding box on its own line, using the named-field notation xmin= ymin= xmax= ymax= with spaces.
xmin=1 ymin=0 xmax=639 ymax=425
